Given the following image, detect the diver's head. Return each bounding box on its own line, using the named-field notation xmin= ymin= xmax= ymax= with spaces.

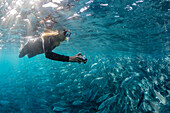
xmin=58 ymin=29 xmax=71 ymax=42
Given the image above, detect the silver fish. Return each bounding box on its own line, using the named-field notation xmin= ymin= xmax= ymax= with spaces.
xmin=56 ymin=82 xmax=66 ymax=88
xmin=120 ymin=75 xmax=135 ymax=88
xmin=145 ymin=100 xmax=160 ymax=113
xmin=98 ymin=94 xmax=118 ymax=110
xmin=78 ymin=109 xmax=89 ymax=113
xmin=53 ymin=106 xmax=66 ymax=112
xmin=96 ymin=93 xmax=110 ymax=103
xmin=72 ymin=100 xmax=84 ymax=106
xmin=91 ymin=63 xmax=98 ymax=68
xmin=90 ymin=89 xmax=98 ymax=101
xmin=154 ymin=89 xmax=166 ymax=105
xmin=101 ymin=107 xmax=109 ymax=113
xmin=90 ymin=77 xmax=104 ymax=86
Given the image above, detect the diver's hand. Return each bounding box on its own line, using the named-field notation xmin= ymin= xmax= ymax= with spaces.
xmin=69 ymin=52 xmax=82 ymax=63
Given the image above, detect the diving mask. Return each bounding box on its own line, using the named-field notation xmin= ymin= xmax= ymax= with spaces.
xmin=64 ymin=31 xmax=71 ymax=37
xmin=63 ymin=30 xmax=71 ymax=41
xmin=64 ymin=30 xmax=71 ymax=41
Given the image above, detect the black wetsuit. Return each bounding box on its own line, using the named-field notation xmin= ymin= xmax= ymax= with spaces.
xmin=19 ymin=37 xmax=69 ymax=62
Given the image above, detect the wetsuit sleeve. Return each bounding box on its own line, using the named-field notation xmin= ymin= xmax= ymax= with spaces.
xmin=42 ymin=37 xmax=69 ymax=62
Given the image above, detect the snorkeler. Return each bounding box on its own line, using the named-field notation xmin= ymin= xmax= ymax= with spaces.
xmin=19 ymin=29 xmax=86 ymax=63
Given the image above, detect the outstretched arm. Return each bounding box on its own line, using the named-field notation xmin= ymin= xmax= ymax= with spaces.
xmin=42 ymin=37 xmax=69 ymax=62
xmin=42 ymin=36 xmax=83 ymax=63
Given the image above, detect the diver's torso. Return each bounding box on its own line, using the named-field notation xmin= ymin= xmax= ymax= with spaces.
xmin=27 ymin=36 xmax=59 ymax=58
xmin=27 ymin=38 xmax=44 ymax=57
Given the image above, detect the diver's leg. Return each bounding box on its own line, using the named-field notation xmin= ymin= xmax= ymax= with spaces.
xmin=19 ymin=42 xmax=29 ymax=58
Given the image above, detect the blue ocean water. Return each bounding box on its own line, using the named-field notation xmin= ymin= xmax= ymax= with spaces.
xmin=0 ymin=0 xmax=169 ymax=113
